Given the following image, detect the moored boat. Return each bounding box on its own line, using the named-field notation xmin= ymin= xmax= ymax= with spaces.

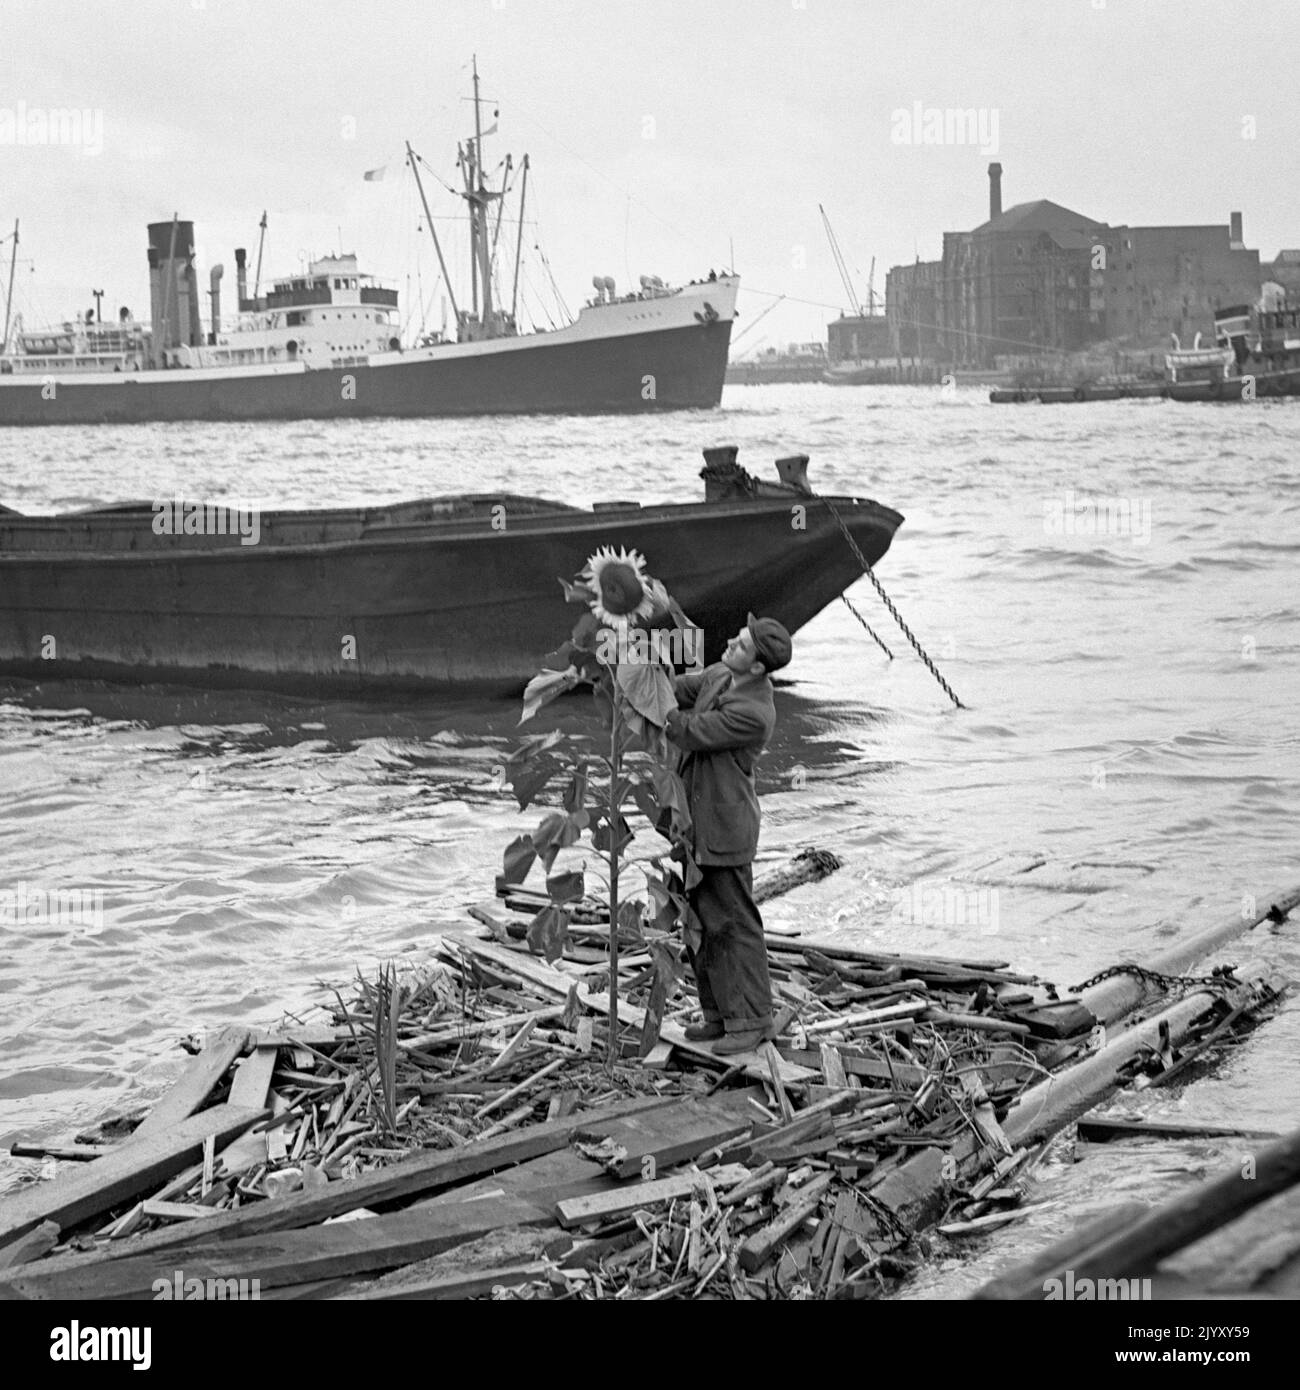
xmin=990 ymin=289 xmax=1300 ymax=404
xmin=1164 ymin=293 xmax=1300 ymax=401
xmin=0 ymin=449 xmax=901 ymax=696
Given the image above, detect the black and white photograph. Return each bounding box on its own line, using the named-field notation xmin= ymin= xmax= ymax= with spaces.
xmin=0 ymin=0 xmax=1296 ymax=1347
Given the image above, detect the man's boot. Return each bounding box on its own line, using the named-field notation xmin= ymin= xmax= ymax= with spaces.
xmin=712 ymin=1025 xmax=776 ymax=1055
xmin=684 ymin=1019 xmax=725 ymax=1041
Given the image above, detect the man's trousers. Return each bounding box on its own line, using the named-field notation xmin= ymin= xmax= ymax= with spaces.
xmin=686 ymin=863 xmax=774 ymax=1033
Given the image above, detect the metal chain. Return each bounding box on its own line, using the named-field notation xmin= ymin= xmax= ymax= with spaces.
xmin=1070 ymin=962 xmax=1239 ymax=995
xmin=839 ymin=594 xmax=894 ymax=658
xmin=821 ymin=496 xmax=966 ymax=710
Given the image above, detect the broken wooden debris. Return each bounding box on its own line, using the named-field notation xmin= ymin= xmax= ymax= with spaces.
xmin=0 ymin=1104 xmax=265 ymax=1251
xmin=131 ymin=1026 xmax=252 ymax=1141
xmin=1 ymin=884 xmax=1292 ymax=1302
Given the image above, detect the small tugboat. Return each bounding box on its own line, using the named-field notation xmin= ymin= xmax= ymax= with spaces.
xmin=0 ymin=448 xmax=901 ymax=696
xmin=990 ymin=287 xmax=1300 ymax=404
xmin=0 ymin=62 xmax=737 ymax=425
xmin=1164 ymin=289 xmax=1300 ymax=401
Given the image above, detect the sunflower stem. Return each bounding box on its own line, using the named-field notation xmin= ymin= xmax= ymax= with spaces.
xmin=606 ymin=684 xmax=622 ymax=1069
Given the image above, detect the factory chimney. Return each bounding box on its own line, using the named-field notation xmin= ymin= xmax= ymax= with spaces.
xmin=1229 ymin=211 xmax=1243 ymax=248
xmin=988 ymin=162 xmax=1003 ymax=222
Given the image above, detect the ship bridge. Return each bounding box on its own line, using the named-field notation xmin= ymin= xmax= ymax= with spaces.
xmin=263 ymin=255 xmax=399 ymax=312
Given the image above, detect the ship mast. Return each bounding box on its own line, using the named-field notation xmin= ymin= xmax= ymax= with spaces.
xmin=407 ymin=141 xmax=461 ymax=329
xmin=2 ymin=220 xmax=17 ymax=354
xmin=511 ymin=154 xmax=529 ymax=325
xmin=470 ymin=56 xmax=492 ymax=328
xmin=253 ymin=211 xmax=268 ymax=302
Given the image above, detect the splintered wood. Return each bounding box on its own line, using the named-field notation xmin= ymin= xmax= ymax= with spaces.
xmin=0 ymin=912 xmax=1287 ymax=1302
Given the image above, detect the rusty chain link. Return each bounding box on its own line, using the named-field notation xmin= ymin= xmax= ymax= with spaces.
xmin=1070 ymin=961 xmax=1240 ymax=995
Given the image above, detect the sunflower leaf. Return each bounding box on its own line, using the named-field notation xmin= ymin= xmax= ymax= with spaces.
xmin=591 ymin=811 xmax=634 ymax=854
xmin=532 ymin=811 xmax=582 ymax=871
xmin=562 ymin=762 xmax=588 ymax=814
xmin=501 ymin=835 xmax=537 ymax=887
xmin=546 ymin=869 xmax=585 ymax=904
xmin=520 ymin=668 xmax=578 ymax=724
xmin=559 ymin=577 xmax=596 ymax=606
xmin=507 ymin=752 xmax=563 ymax=808
xmin=526 ymin=904 xmax=571 ymax=964
xmin=615 ymin=662 xmax=677 ymax=728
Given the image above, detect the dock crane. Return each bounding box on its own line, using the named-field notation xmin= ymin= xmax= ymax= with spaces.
xmin=819 ymin=204 xmax=877 ymax=316
xmin=729 ymin=293 xmax=785 ymax=357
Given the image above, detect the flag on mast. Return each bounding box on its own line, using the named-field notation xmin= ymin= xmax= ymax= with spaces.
xmin=363 ymin=166 xmax=387 ymax=182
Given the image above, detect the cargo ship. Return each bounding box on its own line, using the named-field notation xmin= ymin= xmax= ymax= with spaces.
xmin=0 ymin=64 xmax=737 ymax=426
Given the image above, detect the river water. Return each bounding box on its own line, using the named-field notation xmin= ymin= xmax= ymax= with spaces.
xmin=1 ymin=384 xmax=1298 ymax=1295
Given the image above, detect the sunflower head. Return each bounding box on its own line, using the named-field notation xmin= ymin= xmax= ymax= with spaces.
xmin=582 ymin=547 xmax=656 ymax=629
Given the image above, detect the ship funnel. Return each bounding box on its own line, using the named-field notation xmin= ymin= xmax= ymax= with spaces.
xmin=209 ymin=264 xmax=224 ymax=340
xmin=147 ymin=219 xmax=201 ymax=364
xmin=235 ymin=247 xmax=248 ymax=310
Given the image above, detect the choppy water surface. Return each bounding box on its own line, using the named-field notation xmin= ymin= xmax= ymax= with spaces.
xmin=2 ymin=386 xmax=1298 ymax=1295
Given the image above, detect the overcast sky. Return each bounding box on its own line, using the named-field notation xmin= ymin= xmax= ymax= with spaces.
xmin=2 ymin=0 xmax=1296 ymax=351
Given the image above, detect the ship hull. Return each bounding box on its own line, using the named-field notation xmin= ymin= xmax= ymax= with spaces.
xmin=0 ymin=319 xmax=733 ymax=425
xmin=0 ymin=494 xmax=901 ymax=695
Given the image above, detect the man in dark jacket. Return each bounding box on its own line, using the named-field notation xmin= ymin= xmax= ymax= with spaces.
xmin=665 ymin=613 xmax=792 ymax=1054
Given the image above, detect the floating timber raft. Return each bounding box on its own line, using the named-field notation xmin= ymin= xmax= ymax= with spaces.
xmin=0 ymin=870 xmax=1295 ymax=1301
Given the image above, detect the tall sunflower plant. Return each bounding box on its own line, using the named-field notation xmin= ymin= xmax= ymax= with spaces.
xmin=499 ymin=548 xmax=704 ymax=1058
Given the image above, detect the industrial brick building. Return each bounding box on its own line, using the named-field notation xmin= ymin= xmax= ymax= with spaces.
xmin=886 ymin=166 xmax=1267 ymax=367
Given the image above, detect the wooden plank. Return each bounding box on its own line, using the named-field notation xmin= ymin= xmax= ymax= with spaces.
xmin=737 ymin=1171 xmax=833 ymax=1272
xmin=0 ymin=1094 xmax=672 ymax=1295
xmin=820 ymin=1045 xmax=849 ymax=1089
xmin=555 ymin=1166 xmax=746 ymax=1230
xmin=587 ymin=1094 xmax=755 ymax=1180
xmin=439 ymin=933 xmax=588 ymax=994
xmin=1076 ymin=1116 xmax=1282 ymax=1144
xmin=0 ymin=1220 xmax=59 ymax=1270
xmin=486 ymin=1018 xmax=538 ymax=1074
xmin=0 ymin=1103 xmax=264 ymax=1251
xmin=336 ymin=1260 xmax=552 ymax=1300
xmin=214 ymin=1124 xmax=269 ymax=1179
xmin=805 ymin=1002 xmax=928 ymax=1035
xmin=921 ymin=1009 xmax=1032 ymax=1037
xmin=421 ymin=1147 xmax=610 ymax=1212
xmin=140 ymin=1200 xmax=219 ymax=1222
xmin=777 ymin=1048 xmax=928 ymax=1089
xmin=401 ymin=1007 xmax=564 ymax=1053
xmin=766 ymin=933 xmax=1017 ymax=975
xmin=641 ymin=1041 xmax=674 ymax=1070
xmin=227 ymin=1044 xmax=280 ymax=1111
xmin=132 ymin=1027 xmax=251 ymax=1140
xmin=763 ymin=1042 xmax=794 ymax=1122
xmin=424 ymin=1096 xmax=755 ymax=1210
xmin=0 ymin=1196 xmax=560 ymax=1301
